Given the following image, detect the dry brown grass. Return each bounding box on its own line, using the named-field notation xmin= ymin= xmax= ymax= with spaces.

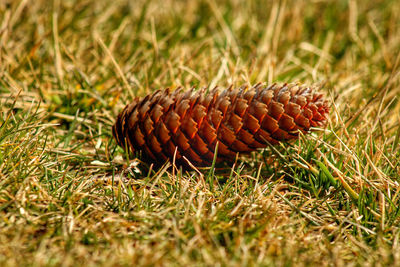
xmin=1 ymin=0 xmax=400 ymax=266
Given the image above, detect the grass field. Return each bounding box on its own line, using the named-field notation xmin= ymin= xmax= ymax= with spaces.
xmin=1 ymin=0 xmax=400 ymax=266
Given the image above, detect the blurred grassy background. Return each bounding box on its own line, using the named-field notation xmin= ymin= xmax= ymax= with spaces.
xmin=0 ymin=0 xmax=400 ymax=266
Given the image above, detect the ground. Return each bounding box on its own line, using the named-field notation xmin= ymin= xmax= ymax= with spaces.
xmin=0 ymin=0 xmax=399 ymax=266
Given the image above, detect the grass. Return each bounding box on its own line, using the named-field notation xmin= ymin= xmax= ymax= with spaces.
xmin=1 ymin=0 xmax=400 ymax=265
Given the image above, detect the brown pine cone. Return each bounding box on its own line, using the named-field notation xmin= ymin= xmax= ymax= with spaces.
xmin=113 ymin=83 xmax=329 ymax=168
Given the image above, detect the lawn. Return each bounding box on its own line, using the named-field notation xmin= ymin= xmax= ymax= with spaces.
xmin=0 ymin=0 xmax=399 ymax=266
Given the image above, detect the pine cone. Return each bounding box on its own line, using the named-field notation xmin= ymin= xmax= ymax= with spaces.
xmin=113 ymin=83 xmax=329 ymax=167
